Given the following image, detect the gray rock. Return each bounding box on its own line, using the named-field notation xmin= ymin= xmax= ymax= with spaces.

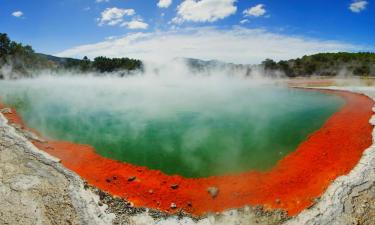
xmin=127 ymin=176 xmax=136 ymax=182
xmin=9 ymin=174 xmax=41 ymax=191
xmin=171 ymin=184 xmax=179 ymax=189
xmin=170 ymin=203 xmax=177 ymax=209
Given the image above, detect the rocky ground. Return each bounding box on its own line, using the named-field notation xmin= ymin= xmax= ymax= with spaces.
xmin=0 ymin=112 xmax=115 ymax=225
xmin=0 ymin=86 xmax=374 ymax=225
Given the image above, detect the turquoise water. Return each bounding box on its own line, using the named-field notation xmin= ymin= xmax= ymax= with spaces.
xmin=0 ymin=77 xmax=344 ymax=177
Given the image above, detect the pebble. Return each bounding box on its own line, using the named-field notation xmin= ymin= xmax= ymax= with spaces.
xmin=98 ymin=191 xmax=106 ymax=200
xmin=207 ymin=186 xmax=219 ymax=198
xmin=128 ymin=176 xmax=136 ymax=182
xmin=0 ymin=108 xmax=12 ymax=114
xmin=171 ymin=184 xmax=179 ymax=189
xmin=83 ymin=182 xmax=89 ymax=190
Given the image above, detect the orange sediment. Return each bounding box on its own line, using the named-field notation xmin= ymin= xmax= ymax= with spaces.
xmin=0 ymin=89 xmax=373 ymax=216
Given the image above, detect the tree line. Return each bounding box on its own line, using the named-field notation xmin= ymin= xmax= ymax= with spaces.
xmin=63 ymin=56 xmax=143 ymax=73
xmin=0 ymin=33 xmax=143 ymax=79
xmin=262 ymin=52 xmax=375 ymax=77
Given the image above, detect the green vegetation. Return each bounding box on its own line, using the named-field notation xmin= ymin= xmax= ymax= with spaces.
xmin=0 ymin=33 xmax=56 ymax=78
xmin=64 ymin=56 xmax=143 ymax=73
xmin=0 ymin=33 xmax=143 ymax=79
xmin=262 ymin=52 xmax=375 ymax=77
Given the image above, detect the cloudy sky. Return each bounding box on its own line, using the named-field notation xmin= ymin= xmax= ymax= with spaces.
xmin=0 ymin=0 xmax=373 ymax=63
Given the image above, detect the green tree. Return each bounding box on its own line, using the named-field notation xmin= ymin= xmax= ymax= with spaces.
xmin=80 ymin=56 xmax=91 ymax=72
xmin=0 ymin=33 xmax=11 ymax=57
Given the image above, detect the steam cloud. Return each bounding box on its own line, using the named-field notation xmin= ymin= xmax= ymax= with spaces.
xmin=0 ymin=61 xmax=343 ymax=177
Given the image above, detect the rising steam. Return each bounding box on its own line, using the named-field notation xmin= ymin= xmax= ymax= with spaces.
xmin=0 ymin=60 xmax=343 ymax=177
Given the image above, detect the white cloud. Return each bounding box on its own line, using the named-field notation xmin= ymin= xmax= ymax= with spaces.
xmin=105 ymin=36 xmax=118 ymax=40
xmin=96 ymin=0 xmax=109 ymax=3
xmin=240 ymin=19 xmax=249 ymax=24
xmin=243 ymin=4 xmax=266 ymax=17
xmin=172 ymin=0 xmax=237 ymax=24
xmin=157 ymin=0 xmax=173 ymax=8
xmin=98 ymin=7 xmax=135 ymax=26
xmin=57 ymin=27 xmax=360 ymax=64
xmin=12 ymin=11 xmax=23 ymax=18
xmin=349 ymin=0 xmax=368 ymax=13
xmin=121 ymin=19 xmax=149 ymax=29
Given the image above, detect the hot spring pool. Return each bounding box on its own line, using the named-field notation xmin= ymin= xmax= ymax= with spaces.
xmin=0 ymin=76 xmax=344 ymax=177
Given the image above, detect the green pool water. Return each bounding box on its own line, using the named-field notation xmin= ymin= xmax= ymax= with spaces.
xmin=0 ymin=77 xmax=344 ymax=177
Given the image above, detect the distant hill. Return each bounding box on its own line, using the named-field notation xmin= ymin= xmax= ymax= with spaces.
xmin=36 ymin=53 xmax=81 ymax=66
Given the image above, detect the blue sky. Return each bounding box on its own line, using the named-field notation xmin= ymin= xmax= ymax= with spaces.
xmin=0 ymin=0 xmax=374 ymax=63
